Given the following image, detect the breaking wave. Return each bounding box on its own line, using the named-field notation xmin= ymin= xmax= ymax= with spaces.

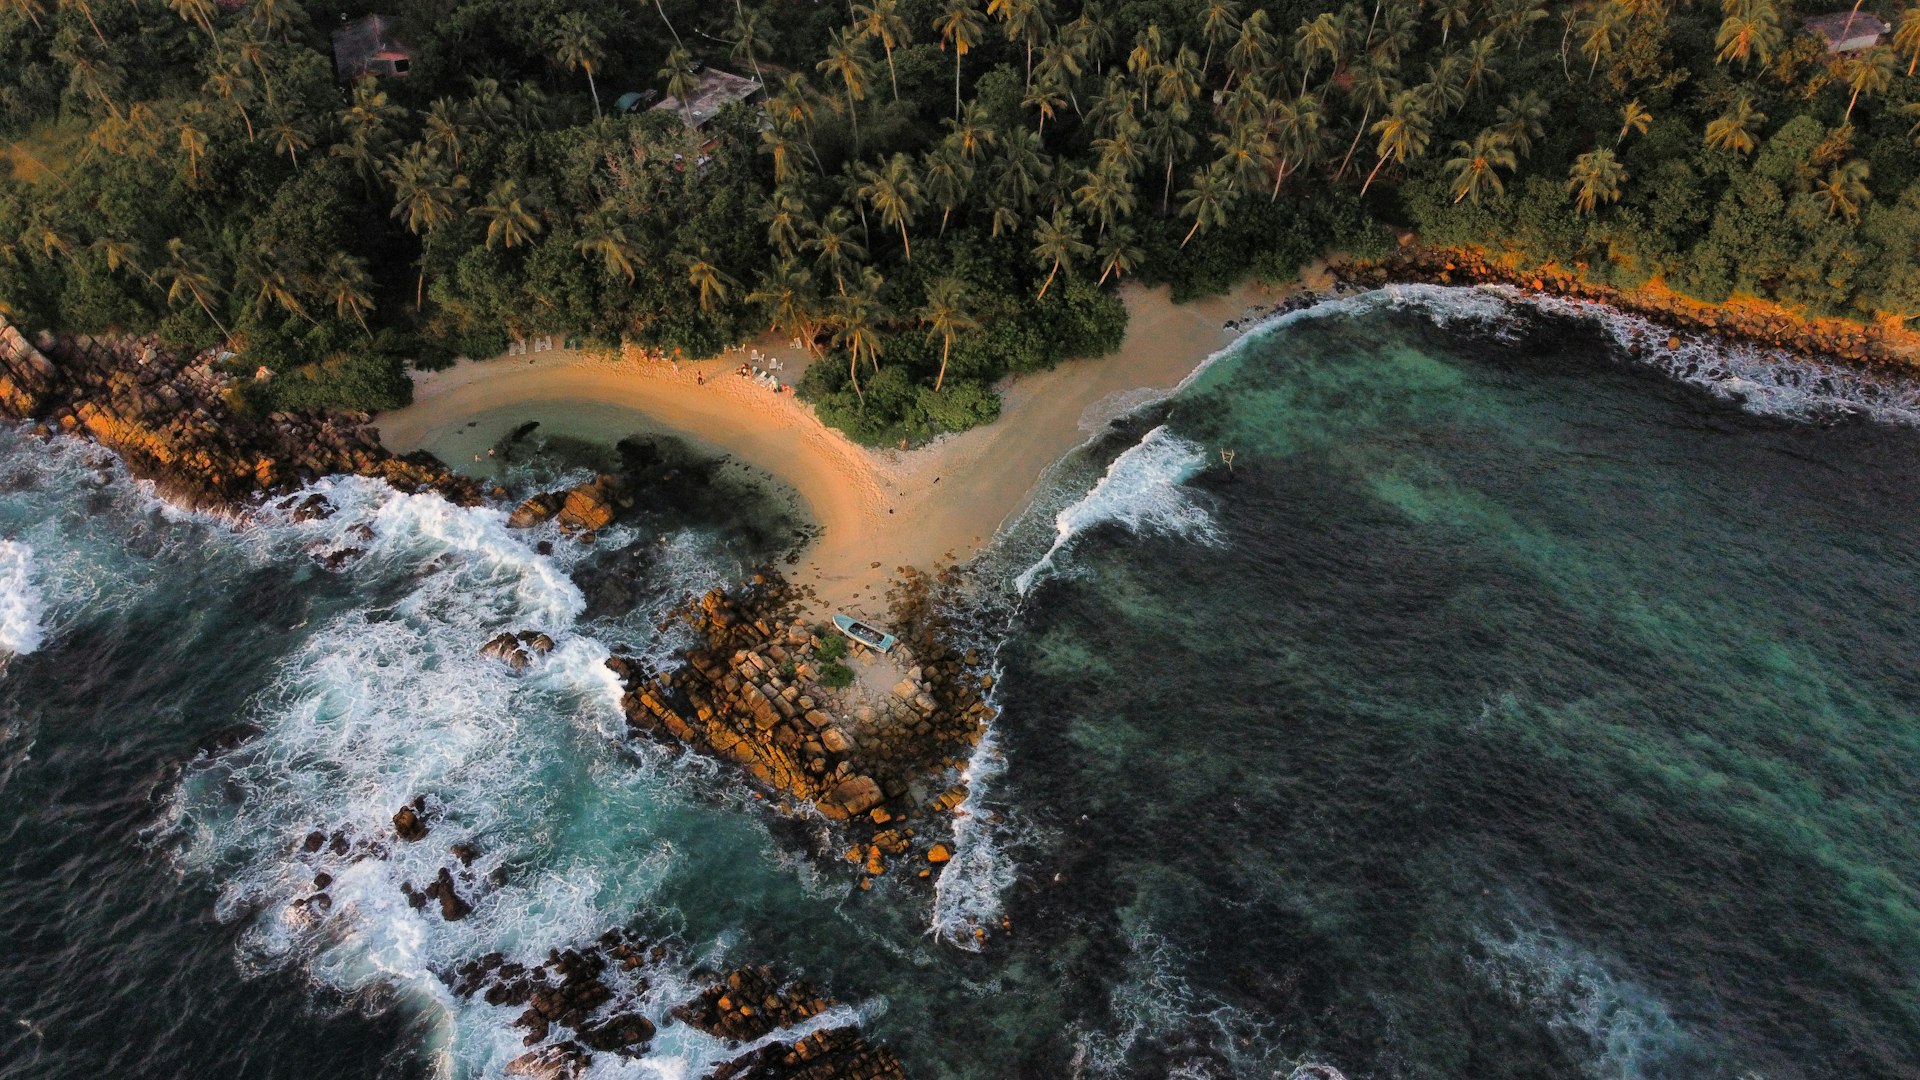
xmin=1015 ymin=427 xmax=1221 ymax=596
xmin=0 ymin=540 xmax=46 ymax=656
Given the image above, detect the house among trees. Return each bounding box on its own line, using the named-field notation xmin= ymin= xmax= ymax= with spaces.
xmin=649 ymin=67 xmax=761 ymax=130
xmin=330 ymin=15 xmax=413 ymax=83
xmin=1803 ymin=10 xmax=1892 ymax=53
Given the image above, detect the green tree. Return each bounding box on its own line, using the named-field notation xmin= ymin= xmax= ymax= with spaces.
xmin=1714 ymin=0 xmax=1781 ymax=69
xmin=1814 ymin=160 xmax=1870 ymax=223
xmin=320 ymin=252 xmax=375 ymax=338
xmin=1704 ymin=94 xmax=1765 ymax=156
xmin=855 ymin=152 xmax=924 ymax=258
xmin=817 ymin=27 xmax=872 ymax=149
xmin=934 ymin=0 xmax=988 ymax=118
xmin=1029 ymin=208 xmax=1089 ymax=298
xmin=1568 ymin=147 xmax=1627 ymax=214
xmin=471 ymin=178 xmax=542 ymax=250
xmin=1445 ymin=129 xmax=1516 ymax=205
xmin=853 ymin=0 xmax=911 ymax=101
xmin=1839 ymin=47 xmax=1894 ymax=126
xmin=1359 ymin=89 xmax=1431 ymax=195
xmin=1177 ymin=162 xmax=1236 ymax=246
xmin=917 ymin=276 xmax=977 ymax=390
xmin=549 ymin=12 xmax=606 ymax=118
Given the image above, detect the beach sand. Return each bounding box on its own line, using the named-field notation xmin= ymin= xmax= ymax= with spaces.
xmin=376 ymin=280 xmax=1290 ymax=618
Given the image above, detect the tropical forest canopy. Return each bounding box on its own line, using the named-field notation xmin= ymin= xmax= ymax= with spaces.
xmin=2 ymin=0 xmax=1919 ymax=440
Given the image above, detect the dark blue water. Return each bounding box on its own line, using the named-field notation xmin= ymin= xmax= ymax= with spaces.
xmin=3 ymin=288 xmax=1918 ymax=1080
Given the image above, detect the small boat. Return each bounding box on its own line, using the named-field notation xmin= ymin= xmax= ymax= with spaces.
xmin=833 ymin=613 xmax=897 ymax=653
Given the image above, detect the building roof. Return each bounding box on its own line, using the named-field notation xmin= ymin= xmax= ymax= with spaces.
xmin=1803 ymin=11 xmax=1891 ymax=50
xmin=331 ymin=15 xmax=413 ymax=82
xmin=649 ymin=68 xmax=761 ymax=129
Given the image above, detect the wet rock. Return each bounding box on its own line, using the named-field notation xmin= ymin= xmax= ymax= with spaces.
xmin=424 ymin=866 xmax=472 ymax=921
xmin=482 ymin=632 xmax=532 ymax=672
xmin=393 ymin=805 xmax=429 ymax=842
xmin=827 ymin=776 xmax=883 ymax=816
xmin=194 ymin=722 xmax=262 ymax=758
xmin=508 ymin=492 xmax=565 ymax=529
xmin=926 ymin=844 xmax=951 ymax=864
xmin=290 ymin=493 xmax=335 ymax=522
xmin=505 ymin=1045 xmax=591 ymax=1080
xmin=578 ymin=1013 xmax=655 ymax=1052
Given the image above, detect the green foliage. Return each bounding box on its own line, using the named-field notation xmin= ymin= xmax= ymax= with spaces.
xmin=816 ymin=632 xmax=848 ymax=661
xmin=819 ymin=661 xmax=854 ymax=689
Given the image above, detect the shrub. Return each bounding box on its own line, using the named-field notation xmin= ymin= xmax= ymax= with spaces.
xmin=819 ymin=660 xmax=854 ymax=689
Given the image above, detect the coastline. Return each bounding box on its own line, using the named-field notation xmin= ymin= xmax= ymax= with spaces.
xmin=375 ymin=279 xmax=1289 ymax=617
xmin=1338 ymin=245 xmax=1920 ymax=370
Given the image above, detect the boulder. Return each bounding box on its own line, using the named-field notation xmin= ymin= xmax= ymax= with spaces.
xmin=927 ymin=844 xmax=952 ymax=864
xmin=827 ymin=775 xmax=883 ymax=816
xmin=556 ymin=476 xmax=621 ymax=532
xmin=507 ymin=492 xmax=565 ymax=529
xmin=482 ymin=632 xmax=532 ymax=672
xmin=425 ymin=866 xmax=473 ymax=921
xmin=393 ymin=804 xmax=429 ymax=842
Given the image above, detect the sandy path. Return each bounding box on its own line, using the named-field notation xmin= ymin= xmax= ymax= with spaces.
xmin=376 ymin=280 xmax=1289 ymax=617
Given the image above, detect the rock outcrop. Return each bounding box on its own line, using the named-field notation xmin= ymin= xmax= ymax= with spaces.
xmin=447 ymin=933 xmax=903 ymax=1080
xmin=0 ymin=319 xmax=485 ymax=512
xmin=506 ymin=473 xmax=631 ymax=536
xmin=604 ymin=576 xmax=992 ymax=886
xmin=1337 ymin=246 xmax=1920 ymax=369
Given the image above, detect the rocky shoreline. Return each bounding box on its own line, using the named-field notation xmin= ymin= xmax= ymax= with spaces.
xmin=1335 ymin=245 xmax=1920 ymax=370
xmin=0 ymin=318 xmax=488 ymax=512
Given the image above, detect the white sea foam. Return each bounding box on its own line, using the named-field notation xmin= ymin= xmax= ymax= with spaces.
xmin=927 ymin=717 xmax=1018 ymax=951
xmin=1015 ymin=426 xmax=1221 ymax=596
xmin=157 ymin=476 xmax=876 ymax=1079
xmin=0 ymin=541 xmax=47 ymax=656
xmin=1468 ymin=920 xmax=1700 ymax=1079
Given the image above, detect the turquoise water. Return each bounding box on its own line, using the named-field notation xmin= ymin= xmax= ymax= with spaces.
xmin=2 ymin=287 xmax=1917 ymax=1079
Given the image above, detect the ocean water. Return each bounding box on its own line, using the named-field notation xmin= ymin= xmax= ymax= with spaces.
xmin=2 ymin=287 xmax=1918 ymax=1079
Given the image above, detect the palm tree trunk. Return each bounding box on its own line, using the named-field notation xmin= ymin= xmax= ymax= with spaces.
xmin=849 ymin=350 xmax=866 ymax=409
xmin=653 ymin=0 xmax=684 ymax=49
xmin=1336 ymin=105 xmax=1373 ymax=179
xmin=1269 ymin=157 xmax=1292 ymax=202
xmin=587 ymin=69 xmax=601 ymax=118
xmin=955 ymin=55 xmax=963 ymax=119
xmin=1180 ymin=217 xmax=1203 ymax=246
xmin=898 ymin=219 xmax=911 ymax=260
xmin=934 ymin=335 xmax=950 ymax=391
xmin=1162 ymin=154 xmax=1174 ymax=215
xmin=886 ymin=45 xmax=899 ymax=101
xmin=1359 ymin=152 xmax=1390 ymax=196
xmin=1037 ymin=259 xmax=1061 ymax=298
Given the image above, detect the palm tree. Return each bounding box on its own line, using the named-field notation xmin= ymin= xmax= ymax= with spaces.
xmin=205 ymin=66 xmax=256 ymax=142
xmin=1267 ymin=92 xmax=1322 ymax=200
xmin=320 ymin=252 xmax=375 ymax=338
xmin=1433 ymin=0 xmax=1470 ymax=46
xmin=1073 ymin=162 xmax=1135 ymax=236
xmin=549 ymin=12 xmax=606 ymax=118
xmin=1577 ymin=2 xmax=1624 ymax=81
xmin=1896 ymin=6 xmax=1920 ymax=76
xmin=1197 ymin=0 xmax=1241 ymax=80
xmin=168 ymin=0 xmax=216 ymax=40
xmin=57 ymin=0 xmax=106 ymax=43
xmin=1445 ymin=130 xmax=1515 ymax=205
xmin=471 ymin=178 xmax=542 ymax=250
xmin=1714 ymin=0 xmax=1781 ymax=68
xmin=423 ymin=99 xmax=465 ymax=165
xmin=1024 ymin=76 xmax=1068 ymax=133
xmin=1292 ymin=10 xmax=1344 ymax=96
xmin=1210 ymin=122 xmax=1274 ymax=197
xmin=807 ymin=205 xmax=868 ymax=294
xmin=266 ymin=111 xmax=310 ymax=167
xmin=1094 ymin=225 xmax=1142 ymax=286
xmin=934 ymin=0 xmax=987 ymax=118
xmin=1224 ymin=9 xmax=1273 ymax=92
xmin=159 ymin=238 xmax=230 ymax=340
xmin=856 ymin=152 xmax=924 ymax=258
xmin=1177 ymin=163 xmax=1237 ymax=247
xmin=853 ymin=0 xmax=911 ymax=101
xmin=989 ymin=125 xmax=1053 ymax=226
xmin=660 ymin=47 xmax=700 ymax=128
xmin=1125 ymin=23 xmax=1163 ymax=112
xmin=1617 ymin=99 xmax=1652 ymax=144
xmin=748 ymin=260 xmax=822 ymax=345
xmin=831 ymin=274 xmax=886 ymax=409
xmin=918 ymin=277 xmax=977 ymax=391
xmin=1359 ymin=90 xmax=1431 ymax=196
xmin=1814 ymin=160 xmax=1870 ymax=222
xmin=388 ymin=144 xmax=469 ymax=306
xmin=681 ymin=248 xmax=738 ymax=312
xmin=4 ymin=0 xmax=45 ymax=30
xmin=762 ymin=186 xmax=808 ymax=258
xmin=1704 ymin=94 xmax=1765 ymax=156
xmin=1567 ymin=148 xmax=1627 ymax=214
xmin=245 ymin=253 xmax=313 ymax=322
xmin=1030 ymin=209 xmax=1088 ymax=299
xmin=1143 ymin=108 xmax=1197 ymax=214
xmin=1494 ymin=91 xmax=1548 ymax=159
xmin=730 ymin=4 xmax=771 ymax=88
xmin=577 ymin=224 xmax=639 ymax=284
xmin=944 ymin=101 xmax=997 ymax=161
xmin=1840 ymin=47 xmax=1894 ymax=126
xmin=177 ymin=118 xmax=208 ymax=184
xmin=922 ymin=146 xmax=972 ymax=234
xmin=1335 ymin=62 xmax=1398 ymax=178
xmin=817 ymin=27 xmax=872 ymax=149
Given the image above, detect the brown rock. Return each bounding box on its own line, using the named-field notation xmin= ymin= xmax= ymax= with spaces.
xmin=927 ymin=844 xmax=952 ymax=864
xmin=393 ymin=805 xmax=429 ymax=842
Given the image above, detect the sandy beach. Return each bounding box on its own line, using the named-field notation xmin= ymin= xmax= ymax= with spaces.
xmin=376 ymin=279 xmax=1296 ymax=617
